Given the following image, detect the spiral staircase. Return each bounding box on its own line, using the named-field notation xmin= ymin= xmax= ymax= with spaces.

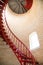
xmin=0 ymin=0 xmax=36 ymax=65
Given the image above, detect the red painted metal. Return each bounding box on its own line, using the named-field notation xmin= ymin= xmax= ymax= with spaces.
xmin=0 ymin=0 xmax=36 ymax=65
xmin=24 ymin=0 xmax=33 ymax=10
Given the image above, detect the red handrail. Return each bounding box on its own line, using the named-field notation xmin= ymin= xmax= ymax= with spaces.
xmin=0 ymin=0 xmax=36 ymax=65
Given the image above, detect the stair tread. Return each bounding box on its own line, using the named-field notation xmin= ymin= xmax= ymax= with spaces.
xmin=13 ymin=48 xmax=32 ymax=60
xmin=0 ymin=0 xmax=5 ymax=6
xmin=18 ymin=53 xmax=32 ymax=60
xmin=22 ymin=59 xmax=33 ymax=63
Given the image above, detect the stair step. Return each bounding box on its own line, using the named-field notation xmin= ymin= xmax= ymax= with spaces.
xmin=2 ymin=28 xmax=5 ymax=31
xmin=0 ymin=21 xmax=3 ymax=23
xmin=18 ymin=52 xmax=32 ymax=60
xmin=22 ymin=60 xmax=33 ymax=63
xmin=6 ymin=38 xmax=11 ymax=41
xmin=12 ymin=46 xmax=17 ymax=50
xmin=0 ymin=0 xmax=5 ymax=4
xmin=1 ymin=25 xmax=4 ymax=27
xmin=0 ymin=5 xmax=2 ymax=7
xmin=0 ymin=9 xmax=2 ymax=10
xmin=14 ymin=51 xmax=18 ymax=54
xmin=0 ymin=5 xmax=3 ymax=9
xmin=0 ymin=16 xmax=2 ymax=20
xmin=0 ymin=34 xmax=2 ymax=37
xmin=0 ymin=0 xmax=5 ymax=6
xmin=10 ymin=44 xmax=15 ymax=48
xmin=9 ymin=43 xmax=17 ymax=49
xmin=8 ymin=40 xmax=12 ymax=43
xmin=10 ymin=43 xmax=14 ymax=46
xmin=20 ymin=55 xmax=32 ymax=60
xmin=3 ymin=31 xmax=7 ymax=34
xmin=0 ymin=9 xmax=2 ymax=13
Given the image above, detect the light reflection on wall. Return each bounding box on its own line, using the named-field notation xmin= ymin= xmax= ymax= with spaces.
xmin=29 ymin=32 xmax=40 ymax=50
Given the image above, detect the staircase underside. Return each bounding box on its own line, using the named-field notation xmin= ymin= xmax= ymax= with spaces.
xmin=0 ymin=0 xmax=36 ymax=65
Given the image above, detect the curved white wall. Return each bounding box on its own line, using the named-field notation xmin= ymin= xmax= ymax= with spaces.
xmin=5 ymin=0 xmax=43 ymax=63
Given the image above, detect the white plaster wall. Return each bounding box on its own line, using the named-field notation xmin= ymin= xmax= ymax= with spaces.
xmin=5 ymin=0 xmax=43 ymax=63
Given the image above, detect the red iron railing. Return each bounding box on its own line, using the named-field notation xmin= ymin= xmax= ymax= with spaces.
xmin=0 ymin=0 xmax=36 ymax=65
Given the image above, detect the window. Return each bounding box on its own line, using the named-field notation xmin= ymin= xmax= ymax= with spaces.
xmin=29 ymin=32 xmax=40 ymax=50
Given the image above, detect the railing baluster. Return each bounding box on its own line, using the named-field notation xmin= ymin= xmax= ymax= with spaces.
xmin=17 ymin=39 xmax=19 ymax=51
